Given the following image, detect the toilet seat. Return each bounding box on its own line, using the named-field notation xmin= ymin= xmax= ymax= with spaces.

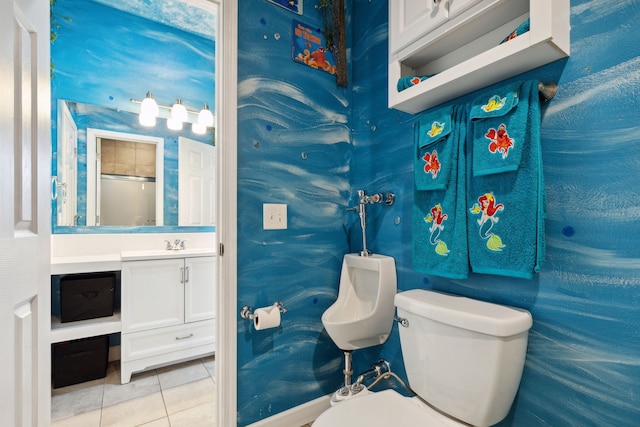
xmin=312 ymin=389 xmax=464 ymax=427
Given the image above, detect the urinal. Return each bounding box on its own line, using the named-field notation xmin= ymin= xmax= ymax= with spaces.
xmin=322 ymin=253 xmax=397 ymax=351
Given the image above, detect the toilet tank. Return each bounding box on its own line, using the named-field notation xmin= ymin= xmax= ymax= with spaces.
xmin=394 ymin=290 xmax=532 ymax=427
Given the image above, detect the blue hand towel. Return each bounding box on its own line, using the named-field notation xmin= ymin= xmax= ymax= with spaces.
xmin=414 ymin=106 xmax=454 ymax=191
xmin=397 ymin=75 xmax=432 ymax=92
xmin=413 ymin=104 xmax=470 ymax=279
xmin=467 ymin=80 xmax=545 ymax=279
xmin=469 ymin=81 xmax=524 ymax=176
xmin=500 ymin=18 xmax=530 ymax=44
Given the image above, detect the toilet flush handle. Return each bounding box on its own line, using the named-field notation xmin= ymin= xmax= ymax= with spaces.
xmin=394 ymin=315 xmax=409 ymax=328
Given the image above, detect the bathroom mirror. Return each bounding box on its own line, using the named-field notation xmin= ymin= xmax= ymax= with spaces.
xmin=53 ymin=100 xmax=215 ymax=231
xmin=50 ymin=0 xmax=218 ymax=234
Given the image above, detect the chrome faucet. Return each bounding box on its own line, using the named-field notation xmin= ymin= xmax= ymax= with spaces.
xmin=165 ymin=239 xmax=186 ymax=250
xmin=347 ymin=190 xmax=395 ymax=257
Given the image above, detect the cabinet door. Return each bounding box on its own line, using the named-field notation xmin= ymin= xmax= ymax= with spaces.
xmin=122 ymin=259 xmax=185 ymax=333
xmin=389 ymin=0 xmax=449 ymax=54
xmin=448 ymin=0 xmax=483 ymax=18
xmin=184 ymin=256 xmax=216 ymax=323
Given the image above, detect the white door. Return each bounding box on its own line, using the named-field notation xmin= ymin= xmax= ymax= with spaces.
xmin=184 ymin=256 xmax=216 ymax=323
xmin=0 ymin=0 xmax=51 ymax=426
xmin=178 ymin=136 xmax=216 ymax=226
xmin=56 ymin=100 xmax=77 ymax=226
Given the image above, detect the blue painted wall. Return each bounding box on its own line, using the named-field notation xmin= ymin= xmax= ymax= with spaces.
xmin=51 ymin=0 xmax=215 ymax=233
xmin=237 ymin=0 xmax=640 ymax=426
xmin=236 ymin=2 xmax=351 ymax=423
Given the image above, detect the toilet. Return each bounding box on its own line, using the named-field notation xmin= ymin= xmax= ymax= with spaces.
xmin=313 ymin=289 xmax=533 ymax=427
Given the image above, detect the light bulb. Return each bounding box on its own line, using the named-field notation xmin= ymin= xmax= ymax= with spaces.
xmin=167 ymin=118 xmax=183 ymax=130
xmin=171 ymin=98 xmax=188 ymax=122
xmin=192 ymin=122 xmax=206 ymax=135
xmin=140 ymin=91 xmax=159 ymax=117
xmin=197 ymin=103 xmax=214 ymax=127
xmin=139 ymin=113 xmax=156 ymax=127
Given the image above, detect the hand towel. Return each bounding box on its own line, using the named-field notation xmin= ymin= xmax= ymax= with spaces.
xmin=414 ymin=106 xmax=454 ymax=191
xmin=467 ymin=80 xmax=545 ymax=279
xmin=500 ymin=18 xmax=530 ymax=44
xmin=469 ymin=81 xmax=524 ymax=176
xmin=397 ymin=75 xmax=432 ymax=92
xmin=413 ymin=103 xmax=470 ymax=279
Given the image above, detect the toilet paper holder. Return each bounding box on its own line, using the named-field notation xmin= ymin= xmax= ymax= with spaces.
xmin=240 ymin=301 xmax=287 ymax=320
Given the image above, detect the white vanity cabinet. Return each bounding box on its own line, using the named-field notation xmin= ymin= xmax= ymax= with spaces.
xmin=120 ymin=255 xmax=216 ymax=383
xmin=388 ymin=0 xmax=570 ymax=114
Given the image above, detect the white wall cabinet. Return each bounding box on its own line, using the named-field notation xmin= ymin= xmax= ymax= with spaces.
xmin=388 ymin=0 xmax=570 ymax=114
xmin=120 ymin=256 xmax=216 ymax=383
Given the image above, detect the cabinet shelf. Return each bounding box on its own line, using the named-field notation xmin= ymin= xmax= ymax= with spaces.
xmin=388 ymin=0 xmax=569 ymax=114
xmin=51 ymin=312 xmax=121 ymax=343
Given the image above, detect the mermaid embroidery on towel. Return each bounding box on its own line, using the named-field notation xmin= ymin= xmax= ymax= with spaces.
xmin=424 ymin=204 xmax=450 ymax=256
xmin=422 ymin=150 xmax=441 ymax=178
xmin=469 ymin=193 xmax=506 ymax=252
xmin=485 ymin=124 xmax=514 ymax=159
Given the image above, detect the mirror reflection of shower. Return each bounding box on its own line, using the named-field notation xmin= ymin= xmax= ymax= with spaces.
xmin=348 ymin=190 xmax=395 ymax=256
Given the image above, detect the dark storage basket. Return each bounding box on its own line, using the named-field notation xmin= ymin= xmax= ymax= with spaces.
xmin=52 ymin=335 xmax=109 ymax=388
xmin=60 ymin=272 xmax=116 ymax=323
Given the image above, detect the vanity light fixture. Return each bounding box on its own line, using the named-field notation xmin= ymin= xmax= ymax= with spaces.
xmin=130 ymin=92 xmax=216 ymax=134
xmin=198 ymin=103 xmax=214 ymax=127
xmin=167 ymin=118 xmax=183 ymax=131
xmin=192 ymin=122 xmax=207 ymax=135
xmin=171 ymin=98 xmax=189 ymax=122
xmin=140 ymin=91 xmax=159 ymax=117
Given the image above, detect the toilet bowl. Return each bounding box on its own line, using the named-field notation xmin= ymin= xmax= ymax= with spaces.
xmin=322 ymin=254 xmax=397 ymax=351
xmin=314 ymin=289 xmax=533 ymax=427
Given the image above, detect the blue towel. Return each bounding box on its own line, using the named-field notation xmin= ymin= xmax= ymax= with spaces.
xmin=397 ymin=75 xmax=432 ymax=92
xmin=413 ymin=104 xmax=470 ymax=279
xmin=414 ymin=106 xmax=454 ymax=191
xmin=467 ymin=80 xmax=545 ymax=279
xmin=469 ymin=81 xmax=524 ymax=176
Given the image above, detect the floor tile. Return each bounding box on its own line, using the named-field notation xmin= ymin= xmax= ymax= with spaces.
xmin=51 ymin=409 xmax=101 ymax=427
xmin=202 ymin=355 xmax=215 ymax=379
xmin=136 ymin=417 xmax=171 ymax=427
xmin=168 ymin=402 xmax=216 ymax=427
xmin=161 ymin=377 xmax=216 ymax=415
xmin=51 ymin=378 xmax=105 ymax=421
xmin=102 ymin=363 xmax=161 ymax=407
xmin=157 ymin=359 xmax=211 ymax=390
xmin=100 ymin=392 xmax=167 ymax=427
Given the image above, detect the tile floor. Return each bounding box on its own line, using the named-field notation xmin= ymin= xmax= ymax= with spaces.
xmin=52 ymin=356 xmax=216 ymax=427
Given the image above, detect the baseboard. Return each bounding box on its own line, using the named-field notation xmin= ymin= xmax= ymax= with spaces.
xmin=247 ymin=395 xmax=331 ymax=427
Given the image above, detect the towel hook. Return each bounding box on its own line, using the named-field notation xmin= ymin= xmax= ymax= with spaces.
xmin=538 ymin=82 xmax=557 ymax=102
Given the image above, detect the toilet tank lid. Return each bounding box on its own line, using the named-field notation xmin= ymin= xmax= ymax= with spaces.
xmin=394 ymin=290 xmax=532 ymax=337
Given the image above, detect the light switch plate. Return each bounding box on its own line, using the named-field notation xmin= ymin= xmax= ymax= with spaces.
xmin=263 ymin=203 xmax=287 ymax=230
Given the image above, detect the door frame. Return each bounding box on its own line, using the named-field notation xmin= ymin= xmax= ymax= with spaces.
xmin=215 ymin=1 xmax=238 ymax=426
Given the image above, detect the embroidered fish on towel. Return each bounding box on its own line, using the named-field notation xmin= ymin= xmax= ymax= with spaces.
xmin=425 ymin=204 xmax=450 ymax=256
xmin=481 ymin=95 xmax=507 ymax=112
xmin=427 ymin=121 xmax=445 ymax=138
xmin=422 ymin=150 xmax=441 ymax=178
xmin=469 ymin=193 xmax=506 ymax=252
xmin=485 ymin=124 xmax=514 ymax=159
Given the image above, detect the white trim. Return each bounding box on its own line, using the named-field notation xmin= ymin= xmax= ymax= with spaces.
xmin=216 ymin=0 xmax=238 ymax=426
xmin=247 ymin=395 xmax=331 ymax=427
xmin=86 ymin=128 xmax=164 ymax=226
